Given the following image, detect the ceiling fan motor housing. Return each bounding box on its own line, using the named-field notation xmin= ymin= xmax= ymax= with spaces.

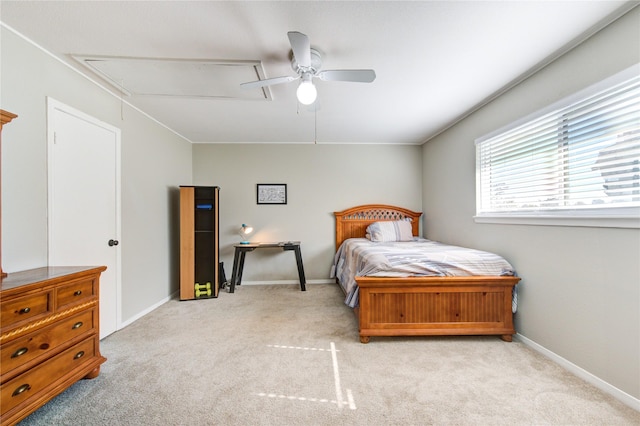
xmin=240 ymin=32 xmax=375 ymax=91
xmin=291 ymin=48 xmax=322 ymax=75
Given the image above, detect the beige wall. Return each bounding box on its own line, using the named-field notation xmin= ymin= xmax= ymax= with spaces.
xmin=422 ymin=8 xmax=640 ymax=401
xmin=1 ymin=26 xmax=193 ymax=323
xmin=2 ymin=5 xmax=638 ymax=408
xmin=193 ymin=143 xmax=423 ymax=282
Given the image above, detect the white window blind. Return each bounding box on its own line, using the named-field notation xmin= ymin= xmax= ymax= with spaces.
xmin=476 ymin=67 xmax=640 ymax=225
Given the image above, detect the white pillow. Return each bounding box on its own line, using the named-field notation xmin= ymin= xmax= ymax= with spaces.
xmin=366 ymin=220 xmax=413 ymax=242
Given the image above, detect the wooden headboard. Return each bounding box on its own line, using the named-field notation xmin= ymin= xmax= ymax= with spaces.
xmin=334 ymin=204 xmax=422 ymax=248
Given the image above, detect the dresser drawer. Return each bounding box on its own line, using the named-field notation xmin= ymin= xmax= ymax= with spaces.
xmin=56 ymin=278 xmax=95 ymax=309
xmin=0 ymin=309 xmax=96 ymax=378
xmin=0 ymin=292 xmax=52 ymax=330
xmin=1 ymin=336 xmax=97 ymax=415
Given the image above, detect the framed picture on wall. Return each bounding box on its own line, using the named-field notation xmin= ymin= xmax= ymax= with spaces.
xmin=257 ymin=184 xmax=287 ymax=205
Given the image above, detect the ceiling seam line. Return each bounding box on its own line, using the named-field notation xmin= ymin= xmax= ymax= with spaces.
xmin=0 ymin=21 xmax=194 ymax=144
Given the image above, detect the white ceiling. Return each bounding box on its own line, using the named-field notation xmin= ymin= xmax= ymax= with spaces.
xmin=0 ymin=1 xmax=636 ymax=144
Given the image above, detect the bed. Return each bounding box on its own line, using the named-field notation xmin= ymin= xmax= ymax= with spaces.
xmin=332 ymin=204 xmax=520 ymax=343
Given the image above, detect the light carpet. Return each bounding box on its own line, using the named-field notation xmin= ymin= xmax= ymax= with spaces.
xmin=18 ymin=283 xmax=640 ymax=425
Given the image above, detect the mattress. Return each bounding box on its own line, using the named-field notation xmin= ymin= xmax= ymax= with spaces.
xmin=330 ymin=238 xmax=517 ymax=308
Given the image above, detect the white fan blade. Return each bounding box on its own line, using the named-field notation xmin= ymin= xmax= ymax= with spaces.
xmin=318 ymin=69 xmax=376 ymax=83
xmin=287 ymin=31 xmax=311 ymax=68
xmin=240 ymin=75 xmax=297 ymax=89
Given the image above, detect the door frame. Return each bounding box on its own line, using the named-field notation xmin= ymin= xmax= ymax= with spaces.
xmin=46 ymin=97 xmax=122 ymax=336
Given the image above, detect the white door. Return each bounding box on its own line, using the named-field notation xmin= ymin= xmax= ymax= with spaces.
xmin=47 ymin=98 xmax=121 ymax=339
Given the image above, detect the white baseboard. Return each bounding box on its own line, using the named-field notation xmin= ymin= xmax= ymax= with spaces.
xmin=231 ymin=279 xmax=334 ymax=286
xmin=516 ymin=333 xmax=640 ymax=411
xmin=118 ymin=292 xmax=177 ymax=330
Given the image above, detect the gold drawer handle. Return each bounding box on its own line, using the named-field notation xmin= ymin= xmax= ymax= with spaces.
xmin=74 ymin=351 xmax=85 ymax=360
xmin=18 ymin=307 xmax=31 ymax=314
xmin=74 ymin=290 xmax=82 ymax=296
xmin=12 ymin=384 xmax=31 ymax=397
xmin=72 ymin=321 xmax=84 ymax=330
xmin=11 ymin=347 xmax=28 ymax=358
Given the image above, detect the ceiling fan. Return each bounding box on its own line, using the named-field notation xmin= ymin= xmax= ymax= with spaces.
xmin=241 ymin=31 xmax=376 ymax=105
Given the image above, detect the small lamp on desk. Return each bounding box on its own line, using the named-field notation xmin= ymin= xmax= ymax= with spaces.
xmin=238 ymin=224 xmax=254 ymax=244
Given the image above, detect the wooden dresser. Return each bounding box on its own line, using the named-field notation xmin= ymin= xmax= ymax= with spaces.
xmin=0 ymin=266 xmax=107 ymax=425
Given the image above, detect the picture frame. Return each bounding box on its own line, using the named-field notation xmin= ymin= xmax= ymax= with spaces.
xmin=257 ymin=184 xmax=287 ymax=205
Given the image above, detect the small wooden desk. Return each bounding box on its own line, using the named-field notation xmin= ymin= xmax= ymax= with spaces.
xmin=229 ymin=242 xmax=306 ymax=293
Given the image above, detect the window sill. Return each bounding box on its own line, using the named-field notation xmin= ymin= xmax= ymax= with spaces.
xmin=474 ymin=214 xmax=640 ymax=229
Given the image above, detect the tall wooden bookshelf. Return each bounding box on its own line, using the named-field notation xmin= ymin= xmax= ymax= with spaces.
xmin=179 ymin=186 xmax=220 ymax=300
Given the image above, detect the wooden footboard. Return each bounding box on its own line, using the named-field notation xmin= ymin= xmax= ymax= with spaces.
xmin=355 ymin=276 xmax=520 ymax=343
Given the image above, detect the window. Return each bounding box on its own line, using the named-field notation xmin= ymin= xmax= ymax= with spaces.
xmin=475 ymin=65 xmax=640 ymax=228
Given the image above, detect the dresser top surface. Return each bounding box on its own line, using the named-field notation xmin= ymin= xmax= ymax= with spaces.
xmin=0 ymin=266 xmax=106 ymax=292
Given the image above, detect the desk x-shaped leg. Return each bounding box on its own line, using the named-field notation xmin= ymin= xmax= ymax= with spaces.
xmin=283 ymin=244 xmax=306 ymax=291
xmin=229 ymin=243 xmax=306 ymax=293
xmin=229 ymin=245 xmax=254 ymax=293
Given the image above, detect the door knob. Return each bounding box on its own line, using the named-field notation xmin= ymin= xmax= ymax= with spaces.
xmin=108 ymin=239 xmax=119 ymax=247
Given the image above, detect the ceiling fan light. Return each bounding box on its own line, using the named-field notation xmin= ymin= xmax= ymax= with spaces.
xmin=296 ymin=80 xmax=317 ymax=105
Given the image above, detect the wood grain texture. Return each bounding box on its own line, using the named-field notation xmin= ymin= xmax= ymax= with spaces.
xmin=334 ymin=205 xmax=520 ymax=343
xmin=179 ymin=187 xmax=196 ymax=300
xmin=334 ymin=204 xmax=421 ymax=249
xmin=0 ymin=266 xmax=106 ymax=425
